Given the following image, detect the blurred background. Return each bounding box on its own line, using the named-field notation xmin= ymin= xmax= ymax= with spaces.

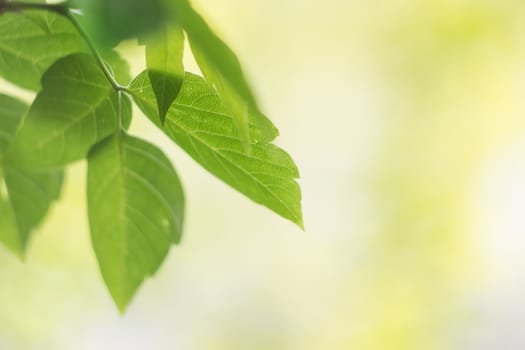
xmin=2 ymin=0 xmax=525 ymax=349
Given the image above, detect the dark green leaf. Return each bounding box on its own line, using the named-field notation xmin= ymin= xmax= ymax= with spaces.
xmin=130 ymin=71 xmax=303 ymax=228
xmin=0 ymin=94 xmax=28 ymax=153
xmin=71 ymin=0 xmax=168 ymax=47
xmin=141 ymin=24 xmax=185 ymax=124
xmin=6 ymin=53 xmax=131 ymax=169
xmin=87 ymin=132 xmax=184 ymax=312
xmin=1 ymin=167 xmax=63 ymax=255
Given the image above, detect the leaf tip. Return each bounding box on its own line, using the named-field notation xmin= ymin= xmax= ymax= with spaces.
xmin=110 ymin=289 xmax=135 ymax=315
xmin=116 ymin=301 xmax=129 ymax=315
xmin=294 ymin=213 xmax=305 ymax=231
xmin=159 ymin=110 xmax=167 ymax=126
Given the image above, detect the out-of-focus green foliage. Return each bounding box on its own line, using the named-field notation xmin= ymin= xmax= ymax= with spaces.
xmin=0 ymin=11 xmax=86 ymax=90
xmin=71 ymin=0 xmax=168 ymax=47
xmin=170 ymin=0 xmax=264 ymax=150
xmin=0 ymin=94 xmax=63 ymax=257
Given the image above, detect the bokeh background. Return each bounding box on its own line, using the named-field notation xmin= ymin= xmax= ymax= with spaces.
xmin=2 ymin=0 xmax=525 ymax=349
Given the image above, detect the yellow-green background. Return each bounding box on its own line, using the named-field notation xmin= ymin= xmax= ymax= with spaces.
xmin=2 ymin=0 xmax=525 ymax=349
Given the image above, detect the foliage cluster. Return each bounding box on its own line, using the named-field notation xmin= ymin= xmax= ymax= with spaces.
xmin=0 ymin=0 xmax=302 ymax=311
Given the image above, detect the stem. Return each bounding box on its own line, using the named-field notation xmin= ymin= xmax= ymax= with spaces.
xmin=117 ymin=90 xmax=123 ymax=131
xmin=64 ymin=11 xmax=124 ymax=91
xmin=0 ymin=1 xmax=125 ymax=92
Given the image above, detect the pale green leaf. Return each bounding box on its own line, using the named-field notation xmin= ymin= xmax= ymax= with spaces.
xmin=0 ymin=94 xmax=28 ymax=154
xmin=0 ymin=193 xmax=20 ymax=256
xmin=6 ymin=53 xmax=131 ymax=169
xmin=0 ymin=94 xmax=63 ymax=256
xmin=130 ymin=71 xmax=303 ymax=228
xmin=100 ymin=49 xmax=132 ymax=86
xmin=0 ymin=10 xmax=131 ymax=90
xmin=1 ymin=167 xmax=63 ymax=255
xmin=141 ymin=24 xmax=185 ymax=124
xmin=87 ymin=132 xmax=184 ymax=312
xmin=0 ymin=10 xmax=86 ymax=90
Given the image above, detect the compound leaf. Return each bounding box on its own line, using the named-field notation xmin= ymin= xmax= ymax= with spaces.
xmin=87 ymin=132 xmax=184 ymax=312
xmin=6 ymin=53 xmax=131 ymax=169
xmin=130 ymin=71 xmax=303 ymax=228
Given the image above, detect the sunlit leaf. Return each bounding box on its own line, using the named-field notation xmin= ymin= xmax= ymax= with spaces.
xmin=172 ymin=1 xmax=268 ymax=149
xmin=0 ymin=10 xmax=86 ymax=90
xmin=6 ymin=53 xmax=131 ymax=169
xmin=87 ymin=132 xmax=185 ymax=312
xmin=130 ymin=71 xmax=303 ymax=228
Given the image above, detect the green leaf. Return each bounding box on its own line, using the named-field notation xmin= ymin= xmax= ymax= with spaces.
xmin=140 ymin=25 xmax=185 ymax=124
xmin=0 ymin=94 xmax=28 ymax=154
xmin=100 ymin=49 xmax=132 ymax=86
xmin=172 ymin=2 xmax=267 ymax=149
xmin=71 ymin=0 xmax=168 ymax=47
xmin=0 ymin=94 xmax=63 ymax=256
xmin=87 ymin=132 xmax=184 ymax=312
xmin=130 ymin=71 xmax=303 ymax=228
xmin=0 ymin=193 xmax=20 ymax=256
xmin=0 ymin=167 xmax=64 ymax=256
xmin=0 ymin=10 xmax=86 ymax=90
xmin=6 ymin=53 xmax=131 ymax=169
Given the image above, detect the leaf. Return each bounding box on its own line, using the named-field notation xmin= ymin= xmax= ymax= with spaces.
xmin=70 ymin=0 xmax=168 ymax=47
xmin=87 ymin=132 xmax=184 ymax=312
xmin=6 ymin=53 xmax=132 ymax=169
xmin=0 ymin=10 xmax=131 ymax=90
xmin=0 ymin=94 xmax=63 ymax=256
xmin=0 ymin=94 xmax=28 ymax=154
xmin=130 ymin=71 xmax=303 ymax=228
xmin=0 ymin=167 xmax=64 ymax=256
xmin=0 ymin=168 xmax=64 ymax=257
xmin=100 ymin=49 xmax=132 ymax=86
xmin=172 ymin=2 xmax=268 ymax=149
xmin=0 ymin=10 xmax=86 ymax=90
xmin=0 ymin=194 xmax=20 ymax=256
xmin=140 ymin=25 xmax=185 ymax=124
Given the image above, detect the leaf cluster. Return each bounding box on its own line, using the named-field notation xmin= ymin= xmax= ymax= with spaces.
xmin=0 ymin=0 xmax=302 ymax=311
